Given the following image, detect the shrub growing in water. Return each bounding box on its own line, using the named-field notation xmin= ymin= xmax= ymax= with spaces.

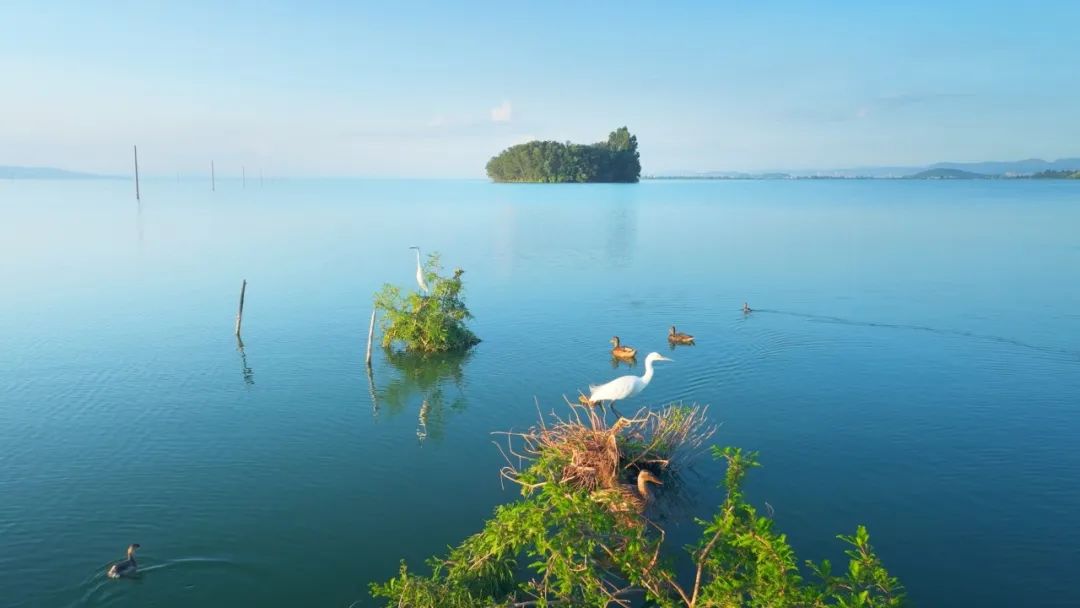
xmin=373 ymin=252 xmax=480 ymax=353
xmin=370 ymin=405 xmax=904 ymax=607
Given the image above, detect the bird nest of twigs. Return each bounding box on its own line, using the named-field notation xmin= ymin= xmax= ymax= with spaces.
xmin=494 ymin=401 xmax=716 ymax=506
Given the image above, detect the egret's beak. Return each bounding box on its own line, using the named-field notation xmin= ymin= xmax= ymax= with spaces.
xmin=659 ymin=356 xmax=673 ymax=362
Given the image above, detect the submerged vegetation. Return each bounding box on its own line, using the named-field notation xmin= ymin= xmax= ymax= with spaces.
xmin=374 ymin=252 xmax=480 ymax=353
xmin=371 ymin=404 xmax=904 ymax=607
xmin=485 ymin=127 xmax=642 ymax=183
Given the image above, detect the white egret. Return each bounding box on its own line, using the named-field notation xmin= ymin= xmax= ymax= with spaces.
xmin=586 ymin=352 xmax=672 ymax=404
xmin=409 ymin=246 xmax=429 ymax=294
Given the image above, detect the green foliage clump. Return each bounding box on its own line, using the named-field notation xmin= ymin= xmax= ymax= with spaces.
xmin=486 ymin=126 xmax=641 ymax=183
xmin=370 ymin=408 xmax=904 ymax=608
xmin=373 ymin=252 xmax=479 ymax=354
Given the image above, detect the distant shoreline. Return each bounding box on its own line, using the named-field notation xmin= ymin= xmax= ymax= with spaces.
xmin=0 ymin=166 xmax=116 ymax=180
xmin=644 ymin=173 xmax=1080 ymax=181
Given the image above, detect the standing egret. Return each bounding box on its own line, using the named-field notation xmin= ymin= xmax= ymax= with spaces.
xmin=668 ymin=325 xmax=695 ymax=344
xmin=586 ymin=352 xmax=672 ymax=405
xmin=409 ymin=246 xmax=429 ymax=294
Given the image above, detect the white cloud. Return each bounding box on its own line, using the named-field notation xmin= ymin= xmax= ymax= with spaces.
xmin=490 ymin=100 xmax=512 ymax=123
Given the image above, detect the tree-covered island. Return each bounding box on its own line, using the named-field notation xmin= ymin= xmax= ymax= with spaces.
xmin=486 ymin=127 xmax=641 ymax=183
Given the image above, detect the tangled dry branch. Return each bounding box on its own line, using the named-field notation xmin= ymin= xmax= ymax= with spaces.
xmin=494 ymin=402 xmax=716 ymax=500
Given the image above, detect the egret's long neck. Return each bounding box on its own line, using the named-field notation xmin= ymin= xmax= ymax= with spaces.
xmin=414 ymin=249 xmax=421 ymax=265
xmin=641 ymin=358 xmax=656 ymax=386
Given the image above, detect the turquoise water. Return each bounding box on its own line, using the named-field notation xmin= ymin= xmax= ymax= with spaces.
xmin=1 ymin=178 xmax=1078 ymax=607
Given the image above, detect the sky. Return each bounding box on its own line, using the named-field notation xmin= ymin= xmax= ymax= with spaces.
xmin=2 ymin=1 xmax=1079 ymax=177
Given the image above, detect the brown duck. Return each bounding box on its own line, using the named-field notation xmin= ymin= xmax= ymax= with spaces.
xmin=668 ymin=325 xmax=695 ymax=344
xmin=609 ymin=336 xmax=637 ymax=360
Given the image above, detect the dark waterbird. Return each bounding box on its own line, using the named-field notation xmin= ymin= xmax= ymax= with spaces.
xmin=106 ymin=543 xmax=140 ymax=579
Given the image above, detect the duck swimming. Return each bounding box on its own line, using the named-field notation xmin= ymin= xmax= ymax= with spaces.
xmin=668 ymin=325 xmax=695 ymax=344
xmin=743 ymin=302 xmax=753 ymax=314
xmin=106 ymin=544 xmax=140 ymax=579
xmin=609 ymin=336 xmax=637 ymax=360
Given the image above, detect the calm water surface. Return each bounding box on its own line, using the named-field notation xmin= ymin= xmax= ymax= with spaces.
xmin=1 ymin=178 xmax=1078 ymax=607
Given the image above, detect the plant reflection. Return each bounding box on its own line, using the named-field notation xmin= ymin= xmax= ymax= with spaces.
xmin=378 ymin=349 xmax=471 ymax=442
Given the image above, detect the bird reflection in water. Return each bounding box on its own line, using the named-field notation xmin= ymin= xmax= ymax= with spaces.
xmin=416 ymin=400 xmax=430 ymax=445
xmin=377 ymin=349 xmax=471 ymax=443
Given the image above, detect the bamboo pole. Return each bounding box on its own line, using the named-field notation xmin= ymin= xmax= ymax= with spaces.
xmin=133 ymin=145 xmax=141 ymax=201
xmin=234 ymin=279 xmax=247 ymax=336
xmin=242 ymin=165 xmax=246 ymax=188
xmin=366 ymin=361 xmax=379 ymax=415
xmin=211 ymin=160 xmax=216 ymax=192
xmin=365 ymin=310 xmax=376 ymax=366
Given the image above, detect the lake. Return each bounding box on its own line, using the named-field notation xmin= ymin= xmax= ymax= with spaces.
xmin=1 ymin=178 xmax=1078 ymax=607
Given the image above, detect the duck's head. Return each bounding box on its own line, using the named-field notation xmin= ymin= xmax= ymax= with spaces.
xmin=637 ymin=470 xmax=663 ymax=486
xmin=610 ymin=336 xmax=620 ymax=346
xmin=636 ymin=470 xmax=664 ymax=498
xmin=669 ymin=325 xmax=677 ymax=335
xmin=127 ymin=544 xmax=140 ymax=557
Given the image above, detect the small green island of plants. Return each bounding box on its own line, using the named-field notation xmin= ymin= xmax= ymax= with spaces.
xmin=486 ymin=127 xmax=642 ymax=183
xmin=374 ymin=251 xmax=480 ymax=354
xmin=370 ymin=405 xmax=905 ymax=607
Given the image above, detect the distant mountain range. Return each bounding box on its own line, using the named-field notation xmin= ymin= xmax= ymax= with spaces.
xmin=651 ymin=158 xmax=1080 ymax=179
xmin=0 ymin=165 xmax=111 ymax=179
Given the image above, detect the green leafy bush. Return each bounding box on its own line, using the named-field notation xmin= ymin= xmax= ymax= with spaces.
xmin=374 ymin=252 xmax=480 ymax=354
xmin=370 ymin=406 xmax=904 ymax=607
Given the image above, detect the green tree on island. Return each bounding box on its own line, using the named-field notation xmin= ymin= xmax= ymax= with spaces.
xmin=486 ymin=127 xmax=642 ymax=183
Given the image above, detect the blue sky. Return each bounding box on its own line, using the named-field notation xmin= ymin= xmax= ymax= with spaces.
xmin=2 ymin=1 xmax=1079 ymax=177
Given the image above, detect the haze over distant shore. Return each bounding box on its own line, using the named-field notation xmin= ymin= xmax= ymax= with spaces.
xmin=5 ymin=157 xmax=1080 ymax=181
xmin=0 ymin=166 xmax=113 ymax=180
xmin=650 ymin=158 xmax=1080 ymax=180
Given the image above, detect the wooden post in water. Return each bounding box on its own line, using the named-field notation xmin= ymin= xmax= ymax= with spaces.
xmin=234 ymin=279 xmax=247 ymax=337
xmin=133 ymin=145 xmax=141 ymax=201
xmin=365 ymin=310 xmax=376 ymax=366
xmin=242 ymin=165 xmax=246 ymax=188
